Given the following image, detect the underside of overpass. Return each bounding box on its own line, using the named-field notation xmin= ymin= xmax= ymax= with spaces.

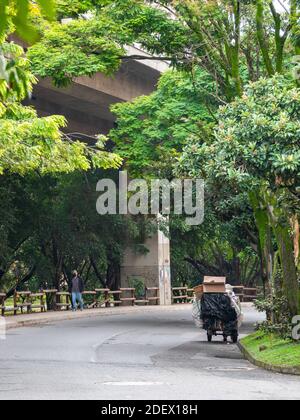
xmin=26 ymin=52 xmax=172 ymax=304
xmin=26 ymin=55 xmax=167 ymax=135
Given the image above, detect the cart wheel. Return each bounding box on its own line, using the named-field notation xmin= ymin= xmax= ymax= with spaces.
xmin=207 ymin=333 xmax=213 ymax=342
xmin=231 ymin=331 xmax=238 ymax=344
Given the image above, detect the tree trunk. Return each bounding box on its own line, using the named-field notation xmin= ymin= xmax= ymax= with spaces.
xmin=5 ymin=265 xmax=37 ymax=299
xmin=292 ymin=215 xmax=299 ymax=266
xmin=231 ymin=0 xmax=243 ymax=96
xmin=270 ymin=2 xmax=287 ymax=73
xmin=290 ymin=0 xmax=300 ymax=56
xmin=90 ymin=257 xmax=106 ymax=287
xmin=256 ymin=0 xmax=275 ymax=76
xmin=273 ymin=224 xmax=299 ymax=317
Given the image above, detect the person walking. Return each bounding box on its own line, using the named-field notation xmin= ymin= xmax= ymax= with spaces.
xmin=71 ymin=270 xmax=84 ymax=311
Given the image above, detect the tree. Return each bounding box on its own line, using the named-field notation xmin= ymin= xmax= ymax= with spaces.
xmin=0 ymin=0 xmax=55 ymax=43
xmin=111 ymin=68 xmax=261 ymax=286
xmin=0 ymin=33 xmax=122 ymax=293
xmin=110 ymin=69 xmax=217 ymax=178
xmin=28 ymin=0 xmax=299 ymax=100
xmin=3 ymin=0 xmax=298 ymax=318
xmin=0 ymin=41 xmax=122 ymax=174
xmin=180 ymin=75 xmax=300 ymax=316
xmin=28 ymin=17 xmax=126 ymax=87
xmin=0 ymin=170 xmax=148 ymax=295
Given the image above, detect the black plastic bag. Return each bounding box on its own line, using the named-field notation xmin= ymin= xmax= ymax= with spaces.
xmin=201 ymin=293 xmax=237 ymax=323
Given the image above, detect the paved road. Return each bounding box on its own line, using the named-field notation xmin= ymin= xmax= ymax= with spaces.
xmin=0 ymin=305 xmax=299 ymax=400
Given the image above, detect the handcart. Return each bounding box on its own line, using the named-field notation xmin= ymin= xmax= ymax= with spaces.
xmin=201 ymin=293 xmax=239 ymax=343
xmin=193 ymin=277 xmax=240 ymax=344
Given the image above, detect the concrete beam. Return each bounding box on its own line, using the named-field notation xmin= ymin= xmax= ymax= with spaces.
xmin=26 ymin=59 xmax=165 ymax=134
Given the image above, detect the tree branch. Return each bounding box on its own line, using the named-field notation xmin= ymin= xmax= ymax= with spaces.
xmin=5 ymin=265 xmax=37 ymax=299
xmin=90 ymin=257 xmax=106 ymax=288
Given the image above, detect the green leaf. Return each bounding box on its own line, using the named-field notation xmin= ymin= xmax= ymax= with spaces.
xmin=0 ymin=0 xmax=9 ymax=38
xmin=37 ymin=0 xmax=56 ymax=20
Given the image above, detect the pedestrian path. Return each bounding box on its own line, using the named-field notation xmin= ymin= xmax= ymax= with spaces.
xmin=3 ymin=304 xmax=193 ymax=330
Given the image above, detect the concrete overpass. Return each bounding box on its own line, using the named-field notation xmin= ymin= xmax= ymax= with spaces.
xmin=27 ymin=48 xmax=172 ymax=304
xmin=28 ymin=46 xmax=168 ymax=135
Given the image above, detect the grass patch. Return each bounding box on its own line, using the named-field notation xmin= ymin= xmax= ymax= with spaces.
xmin=241 ymin=331 xmax=300 ymax=367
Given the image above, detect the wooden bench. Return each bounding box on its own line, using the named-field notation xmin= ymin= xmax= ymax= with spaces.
xmin=134 ymin=298 xmax=150 ymax=305
xmin=120 ymin=288 xmax=136 ymax=306
xmin=243 ymin=288 xmax=258 ymax=302
xmin=55 ymin=292 xmax=71 ymax=311
xmin=29 ymin=292 xmax=46 ymax=313
xmin=14 ymin=291 xmax=32 ymax=315
xmin=134 ymin=288 xmax=149 ymax=305
xmin=145 ymin=287 xmax=160 ymax=305
xmin=172 ymin=287 xmax=188 ymax=304
xmin=108 ymin=290 xmax=122 ymax=306
xmin=232 ymin=286 xmax=258 ymax=302
xmin=94 ymin=289 xmax=110 ymax=308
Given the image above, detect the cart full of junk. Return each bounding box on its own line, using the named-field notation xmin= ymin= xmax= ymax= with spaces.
xmin=192 ymin=277 xmax=243 ymax=343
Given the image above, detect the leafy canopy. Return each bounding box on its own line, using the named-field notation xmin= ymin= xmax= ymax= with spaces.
xmin=28 ymin=17 xmax=125 ymax=87
xmin=0 ymin=0 xmax=56 ymax=43
xmin=28 ymin=0 xmax=188 ymax=87
xmin=28 ymin=0 xmax=300 ymax=99
xmin=178 ymin=75 xmax=300 ymax=313
xmin=0 ymin=41 xmax=122 ymax=175
xmin=180 ymin=76 xmax=300 ymax=191
xmin=110 ymin=68 xmax=216 ymax=178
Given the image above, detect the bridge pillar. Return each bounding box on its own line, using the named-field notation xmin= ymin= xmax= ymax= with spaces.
xmin=121 ymin=228 xmax=172 ymax=305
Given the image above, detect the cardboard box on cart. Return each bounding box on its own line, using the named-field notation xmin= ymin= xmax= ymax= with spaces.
xmin=203 ymin=276 xmax=226 ymax=293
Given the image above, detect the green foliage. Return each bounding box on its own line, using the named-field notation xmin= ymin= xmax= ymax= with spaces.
xmin=111 ymin=69 xmax=216 ymax=178
xmin=180 ymin=75 xmax=300 ymax=196
xmin=214 ymin=76 xmax=300 ymax=188
xmin=255 ymin=295 xmax=293 ymax=339
xmin=0 ymin=0 xmax=56 ymax=43
xmin=8 ymin=0 xmax=296 ymax=100
xmin=0 ymin=171 xmax=146 ymax=292
xmin=0 ymin=41 xmax=122 ymax=175
xmin=111 ymin=62 xmax=261 ymax=286
xmin=249 ymin=192 xmax=269 ymax=253
xmin=28 ymin=0 xmax=297 ymax=99
xmin=128 ymin=277 xmax=145 ymax=298
xmin=28 ymin=0 xmax=193 ymax=87
xmin=99 ymin=0 xmax=191 ymax=59
xmin=56 ymin=0 xmax=97 ymax=19
xmin=180 ymin=75 xmax=300 ymax=315
xmin=1 ymin=0 xmax=298 ymax=309
xmin=28 ymin=18 xmax=125 ymax=87
xmin=0 ymin=42 xmax=36 ymax=103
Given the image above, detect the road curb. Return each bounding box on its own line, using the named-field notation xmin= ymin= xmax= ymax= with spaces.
xmin=4 ymin=304 xmax=190 ymax=331
xmin=238 ymin=341 xmax=300 ymax=376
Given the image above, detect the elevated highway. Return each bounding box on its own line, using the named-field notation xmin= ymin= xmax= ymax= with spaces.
xmin=27 ymin=46 xmax=168 ymax=135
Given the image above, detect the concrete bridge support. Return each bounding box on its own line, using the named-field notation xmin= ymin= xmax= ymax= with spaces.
xmin=121 ymin=228 xmax=172 ymax=305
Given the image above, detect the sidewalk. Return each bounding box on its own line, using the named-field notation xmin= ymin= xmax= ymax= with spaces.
xmin=3 ymin=302 xmax=255 ymax=331
xmin=3 ymin=304 xmax=190 ymax=330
